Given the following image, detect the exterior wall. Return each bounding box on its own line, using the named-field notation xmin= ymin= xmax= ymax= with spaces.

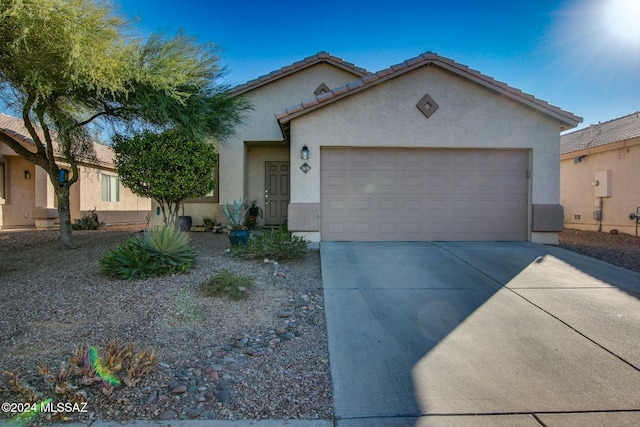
xmin=561 ymin=139 xmax=640 ymax=235
xmin=288 ymin=66 xmax=565 ymax=242
xmin=219 ymin=64 xmax=364 ymax=207
xmin=0 ymin=155 xmax=36 ymax=227
xmin=77 ymin=165 xmax=151 ymax=225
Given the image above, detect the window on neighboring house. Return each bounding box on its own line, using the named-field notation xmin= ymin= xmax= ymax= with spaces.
xmin=0 ymin=162 xmax=5 ymax=200
xmin=101 ymin=174 xmax=119 ymax=202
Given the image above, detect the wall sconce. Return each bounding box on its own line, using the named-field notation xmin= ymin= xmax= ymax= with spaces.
xmin=24 ymin=170 xmax=31 ymax=179
xmin=301 ymin=145 xmax=309 ymax=160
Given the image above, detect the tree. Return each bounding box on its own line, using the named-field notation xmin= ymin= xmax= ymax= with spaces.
xmin=112 ymin=130 xmax=217 ymax=226
xmin=0 ymin=0 xmax=248 ymax=248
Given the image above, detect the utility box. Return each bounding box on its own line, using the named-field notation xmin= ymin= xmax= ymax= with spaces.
xmin=594 ymin=170 xmax=611 ymax=198
xmin=593 ymin=210 xmax=602 ymax=221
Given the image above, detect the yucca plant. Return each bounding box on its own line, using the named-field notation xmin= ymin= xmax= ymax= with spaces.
xmin=100 ymin=225 xmax=196 ymax=280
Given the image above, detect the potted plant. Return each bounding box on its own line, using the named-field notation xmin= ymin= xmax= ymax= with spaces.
xmin=177 ymin=203 xmax=192 ymax=232
xmin=221 ymin=198 xmax=250 ymax=245
xmin=202 ymin=216 xmax=216 ymax=232
xmin=246 ymin=200 xmax=263 ymax=229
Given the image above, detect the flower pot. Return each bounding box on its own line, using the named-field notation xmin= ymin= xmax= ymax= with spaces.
xmin=229 ymin=229 xmax=250 ymax=246
xmin=178 ymin=216 xmax=192 ymax=232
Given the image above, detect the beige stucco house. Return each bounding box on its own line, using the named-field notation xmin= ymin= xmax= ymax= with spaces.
xmin=177 ymin=51 xmax=581 ymax=243
xmin=560 ymin=112 xmax=640 ymax=236
xmin=0 ymin=113 xmax=150 ymax=229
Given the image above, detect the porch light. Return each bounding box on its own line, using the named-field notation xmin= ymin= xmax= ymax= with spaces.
xmin=24 ymin=170 xmax=31 ymax=179
xmin=301 ymin=145 xmax=309 ymax=160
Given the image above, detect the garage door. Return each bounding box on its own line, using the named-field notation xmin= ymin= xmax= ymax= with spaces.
xmin=321 ymin=148 xmax=529 ymax=241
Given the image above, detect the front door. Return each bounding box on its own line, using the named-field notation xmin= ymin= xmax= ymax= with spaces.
xmin=264 ymin=161 xmax=289 ymax=225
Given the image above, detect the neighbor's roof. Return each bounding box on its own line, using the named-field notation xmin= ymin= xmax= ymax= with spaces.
xmin=560 ymin=111 xmax=640 ymax=155
xmin=0 ymin=113 xmax=114 ymax=167
xmin=275 ymin=52 xmax=582 ymax=131
xmin=230 ymin=51 xmax=372 ymax=96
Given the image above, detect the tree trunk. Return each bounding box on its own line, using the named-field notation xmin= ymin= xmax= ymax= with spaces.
xmin=56 ymin=184 xmax=76 ymax=249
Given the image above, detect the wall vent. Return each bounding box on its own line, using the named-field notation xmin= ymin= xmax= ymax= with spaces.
xmin=574 ymin=214 xmax=581 ymax=220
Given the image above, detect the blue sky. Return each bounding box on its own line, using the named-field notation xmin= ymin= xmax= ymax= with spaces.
xmin=116 ymin=0 xmax=640 ymax=132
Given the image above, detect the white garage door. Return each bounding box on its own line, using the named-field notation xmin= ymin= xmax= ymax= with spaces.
xmin=321 ymin=148 xmax=529 ymax=241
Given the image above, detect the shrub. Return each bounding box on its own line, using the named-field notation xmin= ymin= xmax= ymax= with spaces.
xmin=71 ymin=209 xmax=104 ymax=230
xmin=100 ymin=225 xmax=196 ymax=280
xmin=231 ymin=226 xmax=308 ymax=260
xmin=201 ymin=270 xmax=253 ymax=300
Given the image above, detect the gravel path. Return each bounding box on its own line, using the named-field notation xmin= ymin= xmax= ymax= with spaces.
xmin=0 ymin=226 xmax=331 ymax=423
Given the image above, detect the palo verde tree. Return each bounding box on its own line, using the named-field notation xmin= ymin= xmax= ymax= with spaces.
xmin=112 ymin=129 xmax=217 ymax=227
xmin=0 ymin=0 xmax=248 ymax=248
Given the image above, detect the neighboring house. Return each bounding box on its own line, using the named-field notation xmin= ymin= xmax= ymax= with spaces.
xmin=560 ymin=112 xmax=640 ymax=236
xmin=0 ymin=113 xmax=150 ymax=229
xmin=175 ymin=51 xmax=581 ymax=243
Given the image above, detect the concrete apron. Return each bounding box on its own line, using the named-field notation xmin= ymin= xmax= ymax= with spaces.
xmin=321 ymin=241 xmax=640 ymax=427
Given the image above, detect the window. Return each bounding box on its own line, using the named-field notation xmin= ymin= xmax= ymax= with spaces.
xmin=0 ymin=162 xmax=5 ymax=200
xmin=101 ymin=174 xmax=119 ymax=202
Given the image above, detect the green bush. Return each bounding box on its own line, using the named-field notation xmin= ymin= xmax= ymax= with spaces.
xmin=100 ymin=225 xmax=196 ymax=280
xmin=230 ymin=226 xmax=308 ymax=260
xmin=201 ymin=270 xmax=253 ymax=300
xmin=72 ymin=209 xmax=105 ymax=230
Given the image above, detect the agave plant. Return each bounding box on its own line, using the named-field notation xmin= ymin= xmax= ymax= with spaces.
xmin=100 ymin=225 xmax=195 ymax=280
xmin=221 ymin=198 xmax=248 ymax=229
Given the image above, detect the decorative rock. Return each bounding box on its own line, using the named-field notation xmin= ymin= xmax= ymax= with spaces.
xmin=144 ymin=391 xmax=158 ymax=405
xmin=279 ymin=332 xmax=295 ymax=340
xmin=277 ymin=311 xmax=294 ymax=318
xmin=158 ymin=409 xmax=177 ymax=420
xmin=197 ymin=386 xmax=207 ymax=391
xmin=187 ymin=385 xmax=197 ymax=393
xmin=208 ymin=411 xmax=217 ymax=420
xmin=275 ymin=327 xmax=286 ymax=335
xmin=226 ymin=362 xmax=240 ymax=371
xmin=159 ymin=362 xmax=171 ymax=369
xmin=216 ymin=390 xmax=230 ymax=402
xmin=205 ymin=391 xmax=216 ymax=400
xmin=167 ymin=380 xmax=181 ymax=390
xmin=186 ymin=407 xmax=203 ymax=418
xmin=211 ymin=364 xmax=223 ymax=371
xmin=193 ymin=369 xmax=202 ymax=377
xmin=244 ymin=347 xmax=256 ymax=356
xmin=171 ymin=385 xmax=187 ymax=394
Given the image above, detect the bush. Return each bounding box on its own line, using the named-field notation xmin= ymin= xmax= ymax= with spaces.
xmin=201 ymin=270 xmax=253 ymax=300
xmin=72 ymin=209 xmax=104 ymax=230
xmin=230 ymin=226 xmax=308 ymax=260
xmin=100 ymin=225 xmax=196 ymax=280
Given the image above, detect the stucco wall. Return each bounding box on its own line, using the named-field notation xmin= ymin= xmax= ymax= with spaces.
xmin=0 ymin=155 xmax=35 ymax=227
xmin=290 ymin=66 xmax=562 ymax=203
xmin=561 ymin=139 xmax=640 ymax=235
xmin=287 ymin=65 xmax=565 ymax=242
xmin=218 ymin=63 xmax=364 ymax=205
xmin=78 ymin=165 xmax=151 ymax=225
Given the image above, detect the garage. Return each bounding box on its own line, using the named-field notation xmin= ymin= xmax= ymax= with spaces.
xmin=321 ymin=147 xmax=529 ymax=241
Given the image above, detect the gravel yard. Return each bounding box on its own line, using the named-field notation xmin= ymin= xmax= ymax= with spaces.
xmin=558 ymin=228 xmax=640 ymax=274
xmin=0 ymin=226 xmax=638 ymax=424
xmin=0 ymin=226 xmax=331 ymax=423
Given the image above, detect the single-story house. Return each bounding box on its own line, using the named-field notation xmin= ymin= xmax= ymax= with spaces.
xmin=560 ymin=111 xmax=640 ymax=235
xmin=0 ymin=113 xmax=151 ymax=229
xmin=176 ymin=51 xmax=582 ymax=244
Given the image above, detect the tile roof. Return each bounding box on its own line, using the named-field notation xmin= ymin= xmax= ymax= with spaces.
xmin=560 ymin=111 xmax=640 ymax=155
xmin=230 ymin=51 xmax=372 ymax=96
xmin=0 ymin=113 xmax=113 ymax=166
xmin=275 ymin=52 xmax=582 ymax=131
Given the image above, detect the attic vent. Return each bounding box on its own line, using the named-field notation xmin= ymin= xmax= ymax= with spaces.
xmin=314 ymin=83 xmax=331 ymax=95
xmin=416 ymin=93 xmax=439 ymax=118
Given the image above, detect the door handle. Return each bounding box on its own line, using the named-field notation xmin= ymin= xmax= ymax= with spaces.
xmin=264 ymin=189 xmax=269 ymax=205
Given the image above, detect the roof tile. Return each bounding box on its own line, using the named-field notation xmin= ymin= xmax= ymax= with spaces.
xmin=561 ymin=111 xmax=640 ymax=154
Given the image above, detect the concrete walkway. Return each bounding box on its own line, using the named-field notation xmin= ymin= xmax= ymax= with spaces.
xmin=321 ymin=241 xmax=640 ymax=427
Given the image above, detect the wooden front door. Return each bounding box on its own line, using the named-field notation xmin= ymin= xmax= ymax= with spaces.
xmin=264 ymin=161 xmax=290 ymax=225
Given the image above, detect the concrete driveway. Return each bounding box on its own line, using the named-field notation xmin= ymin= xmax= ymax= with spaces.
xmin=321 ymin=241 xmax=640 ymax=427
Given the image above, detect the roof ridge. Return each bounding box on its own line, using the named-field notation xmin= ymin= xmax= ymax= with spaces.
xmin=562 ymin=110 xmax=640 ymax=136
xmin=275 ymin=51 xmax=582 ymax=130
xmin=231 ymin=51 xmax=372 ymax=96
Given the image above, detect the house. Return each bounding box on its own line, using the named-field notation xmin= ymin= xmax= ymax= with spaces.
xmin=176 ymin=51 xmax=582 ymax=243
xmin=560 ymin=112 xmax=640 ymax=236
xmin=0 ymin=113 xmax=151 ymax=229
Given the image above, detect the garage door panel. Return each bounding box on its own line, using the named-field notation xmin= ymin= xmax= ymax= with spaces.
xmin=321 ymin=148 xmax=528 ymax=241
